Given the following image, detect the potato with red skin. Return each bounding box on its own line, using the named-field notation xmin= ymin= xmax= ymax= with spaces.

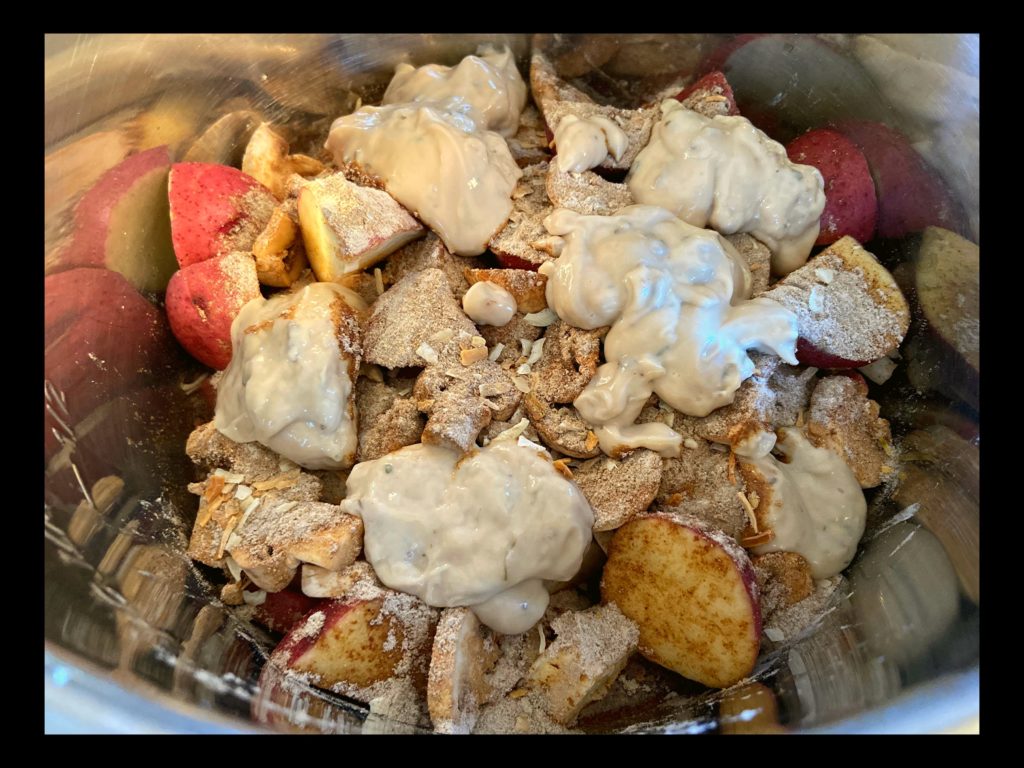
xmin=269 ymin=594 xmax=436 ymax=702
xmin=45 ymin=268 xmax=175 ymax=459
xmin=833 ymin=120 xmax=967 ymax=238
xmin=493 ymin=252 xmax=542 ymax=271
xmin=45 ymin=266 xmax=162 ymax=348
xmin=794 ymin=337 xmax=866 ymax=370
xmin=765 ymin=236 xmax=910 ymax=369
xmin=601 ymin=511 xmax=761 ymax=689
xmin=786 ymin=128 xmax=877 ymax=245
xmin=675 ymin=71 xmax=740 ymax=115
xmin=50 ymin=146 xmax=178 ymax=293
xmin=164 ymin=251 xmax=261 ymax=370
xmin=253 ymin=588 xmax=324 ymax=636
xmin=168 ymin=162 xmax=277 ymax=268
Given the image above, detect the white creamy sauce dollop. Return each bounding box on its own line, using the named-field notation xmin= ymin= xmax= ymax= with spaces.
xmin=326 ymin=104 xmax=521 ymax=257
xmin=462 ymin=280 xmax=517 ymax=326
xmin=326 ymin=47 xmax=527 ymax=257
xmin=553 ymin=114 xmax=629 ymax=173
xmin=747 ymin=429 xmax=867 ymax=578
xmin=543 ymin=205 xmax=798 ymax=458
xmin=341 ymin=438 xmax=594 ymax=634
xmin=383 ymin=46 xmax=527 ymax=137
xmin=215 ymin=283 xmax=366 ymax=470
xmin=627 ymin=100 xmax=826 ymax=275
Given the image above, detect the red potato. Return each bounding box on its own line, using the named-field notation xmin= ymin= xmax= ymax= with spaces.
xmin=675 ymin=71 xmax=740 ymax=116
xmin=600 ymin=511 xmax=761 ymax=689
xmin=252 ymin=205 xmax=308 ymax=288
xmin=272 ymin=599 xmax=400 ymax=692
xmin=493 ymin=251 xmax=542 ymax=271
xmin=45 ymin=266 xmax=159 ymax=349
xmin=794 ymin=337 xmax=865 ymax=370
xmin=525 ymin=603 xmax=639 ymax=725
xmin=786 ymin=128 xmax=877 ymax=245
xmin=167 ymin=162 xmax=277 ymax=268
xmin=572 ymin=450 xmax=663 ymax=532
xmin=301 ymin=562 xmax=381 ymax=599
xmin=530 ymin=48 xmax=656 ymax=175
xmin=806 ymin=375 xmax=894 ymax=489
xmin=45 ymin=269 xmax=174 ymax=460
xmin=253 ymin=588 xmax=324 ymax=636
xmin=50 ymin=146 xmax=178 ymax=293
xmin=488 ymin=162 xmax=556 ymax=272
xmin=764 ymin=236 xmax=910 ymax=369
xmin=834 ymin=120 xmax=967 ymax=239
xmin=462 ymin=268 xmax=548 ymax=313
xmin=298 ymin=172 xmax=424 ymax=282
xmin=269 ymin=595 xmax=436 ymax=701
xmin=45 ymin=89 xmax=219 ymax=257
xmin=164 ymin=251 xmax=261 ymax=370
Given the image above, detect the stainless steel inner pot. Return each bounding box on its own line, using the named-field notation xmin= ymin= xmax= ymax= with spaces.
xmin=44 ymin=33 xmax=980 ymax=734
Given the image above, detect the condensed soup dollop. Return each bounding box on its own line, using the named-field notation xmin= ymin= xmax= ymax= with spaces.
xmin=383 ymin=46 xmax=527 ymax=137
xmin=553 ymin=114 xmax=629 ymax=173
xmin=542 ymin=205 xmax=798 ymax=457
xmin=745 ymin=428 xmax=867 ymax=578
xmin=462 ymin=280 xmax=517 ymax=326
xmin=627 ymin=100 xmax=826 ymax=275
xmin=326 ymin=48 xmax=527 ymax=257
xmin=326 ymin=104 xmax=521 ymax=257
xmin=341 ymin=437 xmax=594 ymax=634
xmin=215 ymin=283 xmax=366 ymax=470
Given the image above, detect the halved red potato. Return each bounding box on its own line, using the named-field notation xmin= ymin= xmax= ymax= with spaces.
xmin=167 ymin=162 xmax=277 ymax=268
xmin=268 ymin=591 xmax=437 ymax=703
xmin=764 ymin=236 xmax=910 ymax=368
xmin=786 ymin=128 xmax=877 ymax=245
xmin=164 ymin=251 xmax=260 ymax=370
xmin=600 ymin=511 xmax=761 ymax=688
xmin=253 ymin=588 xmax=323 ymax=635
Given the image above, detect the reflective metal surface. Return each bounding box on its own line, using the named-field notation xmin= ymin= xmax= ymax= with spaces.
xmin=44 ymin=33 xmax=979 ymax=734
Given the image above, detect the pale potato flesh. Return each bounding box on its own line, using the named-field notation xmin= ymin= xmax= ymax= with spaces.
xmin=288 ymin=599 xmax=403 ymax=690
xmin=601 ymin=515 xmax=760 ymax=689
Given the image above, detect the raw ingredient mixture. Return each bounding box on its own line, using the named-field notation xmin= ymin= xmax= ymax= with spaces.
xmin=46 ymin=34 xmax=975 ymax=734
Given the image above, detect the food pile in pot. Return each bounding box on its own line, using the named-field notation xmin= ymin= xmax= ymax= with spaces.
xmin=44 ymin=35 xmax=980 ymax=733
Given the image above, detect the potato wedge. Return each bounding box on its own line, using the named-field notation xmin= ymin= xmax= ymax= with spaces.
xmin=601 ymin=511 xmax=761 ymax=688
